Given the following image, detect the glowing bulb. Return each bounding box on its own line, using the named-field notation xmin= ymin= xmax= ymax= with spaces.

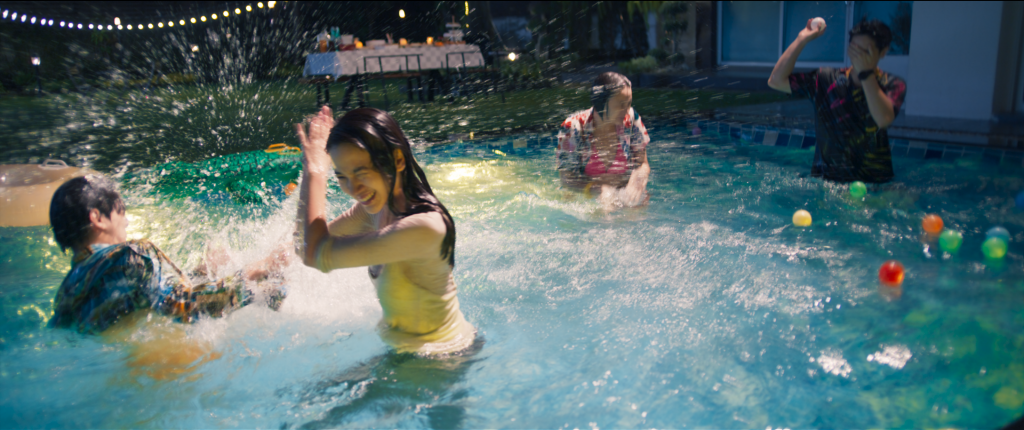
xmin=157 ymin=23 xmax=162 ymax=28
xmin=48 ymin=20 xmax=53 ymax=25
xmin=76 ymin=23 xmax=82 ymax=29
xmin=117 ymin=25 xmax=122 ymax=29
xmin=258 ymin=2 xmax=264 ymax=8
xmin=60 ymin=21 xmax=65 ymax=27
xmin=246 ymin=5 xmax=252 ymax=12
xmin=21 ymin=15 xmax=26 ymax=22
xmin=107 ymin=25 xmax=112 ymax=30
xmin=127 ymin=24 xmax=132 ymax=29
xmin=465 ymin=0 xmax=469 ymax=15
xmin=31 ymin=57 xmax=40 ymax=66
xmin=191 ymin=44 xmax=199 ymax=52
xmin=12 ymin=12 xmax=18 ymax=20
xmin=1 ymin=10 xmax=7 ymax=19
xmin=268 ymin=1 xmax=276 ymax=8
xmin=179 ymin=20 xmax=185 ymax=25
xmin=211 ymin=14 xmax=217 ymax=20
xmin=399 ymin=9 xmax=405 ymax=18
xmin=114 ymin=17 xmax=120 ymax=25
xmin=148 ymin=23 xmax=153 ymax=29
xmin=30 ymin=17 xmax=36 ymax=24
xmin=191 ymin=17 xmax=196 ymax=23
xmin=223 ymin=11 xmax=229 ymax=17
xmin=168 ymin=21 xmax=173 ymax=27
xmin=508 ymin=52 xmax=517 ymax=61
xmin=201 ymin=16 xmax=207 ymax=22
xmin=235 ymin=8 xmax=241 ymax=14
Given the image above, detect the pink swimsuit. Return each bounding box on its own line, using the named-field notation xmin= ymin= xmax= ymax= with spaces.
xmin=584 ymin=145 xmax=629 ymax=176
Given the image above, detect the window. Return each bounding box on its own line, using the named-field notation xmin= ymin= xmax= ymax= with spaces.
xmin=782 ymin=1 xmax=846 ymax=62
xmin=721 ymin=1 xmax=780 ymax=63
xmin=853 ymin=1 xmax=913 ymax=55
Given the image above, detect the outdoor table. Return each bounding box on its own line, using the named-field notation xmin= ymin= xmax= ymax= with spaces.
xmin=302 ymin=44 xmax=486 ymax=110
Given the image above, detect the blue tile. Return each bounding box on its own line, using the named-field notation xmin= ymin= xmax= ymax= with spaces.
xmin=787 ymin=134 xmax=804 ymax=148
xmin=753 ymin=130 xmax=765 ymax=144
xmin=719 ymin=123 xmax=730 ymax=135
xmin=941 ymin=148 xmax=963 ymax=161
xmin=924 ymin=148 xmax=943 ymax=159
xmin=802 ymin=136 xmax=816 ymax=148
xmin=776 ymin=133 xmax=791 ymax=147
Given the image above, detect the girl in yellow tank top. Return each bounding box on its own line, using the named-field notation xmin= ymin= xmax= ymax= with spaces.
xmin=295 ymin=106 xmax=475 ymax=355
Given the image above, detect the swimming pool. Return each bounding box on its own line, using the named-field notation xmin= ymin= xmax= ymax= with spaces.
xmin=1 ymin=123 xmax=1022 ymax=428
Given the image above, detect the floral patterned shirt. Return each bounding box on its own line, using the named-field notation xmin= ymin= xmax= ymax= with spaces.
xmin=556 ymin=107 xmax=651 ymax=178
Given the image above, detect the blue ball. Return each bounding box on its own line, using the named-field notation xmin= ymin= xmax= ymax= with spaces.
xmin=986 ymin=226 xmax=1011 ymax=242
xmin=1016 ymin=191 xmax=1024 ymax=208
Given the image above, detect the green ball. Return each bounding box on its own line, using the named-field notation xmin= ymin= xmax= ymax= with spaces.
xmin=982 ymin=237 xmax=1008 ymax=259
xmin=938 ymin=229 xmax=963 ymax=252
xmin=849 ymin=181 xmax=867 ymax=199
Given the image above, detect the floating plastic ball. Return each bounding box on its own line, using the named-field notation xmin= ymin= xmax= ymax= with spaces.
xmin=879 ymin=260 xmax=905 ymax=286
xmin=986 ymin=226 xmax=1011 ymax=242
xmin=1016 ymin=191 xmax=1024 ymax=209
xmin=922 ymin=214 xmax=944 ymax=235
xmin=982 ymin=237 xmax=1008 ymax=259
xmin=285 ymin=182 xmax=298 ymax=196
xmin=938 ymin=229 xmax=963 ymax=253
xmin=849 ymin=181 xmax=867 ymax=199
xmin=793 ymin=210 xmax=812 ymax=227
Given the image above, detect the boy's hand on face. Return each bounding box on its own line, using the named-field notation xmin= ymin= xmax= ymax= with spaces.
xmin=798 ymin=18 xmax=826 ymax=42
xmin=849 ymin=43 xmax=880 ymax=73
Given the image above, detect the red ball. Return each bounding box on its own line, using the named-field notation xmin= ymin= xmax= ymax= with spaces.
xmin=878 ymin=260 xmax=905 ymax=286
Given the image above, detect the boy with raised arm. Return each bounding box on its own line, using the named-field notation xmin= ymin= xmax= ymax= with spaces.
xmin=768 ymin=19 xmax=907 ymax=183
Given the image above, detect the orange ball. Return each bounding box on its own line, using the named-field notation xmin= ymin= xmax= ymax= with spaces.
xmin=922 ymin=214 xmax=944 ymax=235
xmin=285 ymin=182 xmax=298 ymax=196
xmin=879 ymin=260 xmax=905 ymax=286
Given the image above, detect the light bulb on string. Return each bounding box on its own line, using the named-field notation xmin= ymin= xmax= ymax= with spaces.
xmin=268 ymin=1 xmax=276 ymax=8
xmin=114 ymin=17 xmax=120 ymax=25
xmin=21 ymin=15 xmax=26 ymax=22
xmin=179 ymin=20 xmax=184 ymax=25
xmin=48 ymin=19 xmax=53 ymax=25
xmin=148 ymin=23 xmax=153 ymax=29
xmin=211 ymin=14 xmax=217 ymax=20
xmin=191 ymin=17 xmax=196 ymax=23
xmin=201 ymin=16 xmax=206 ymax=22
xmin=30 ymin=17 xmax=36 ymax=24
xmin=399 ymin=9 xmax=405 ymax=18
xmin=223 ymin=11 xmax=229 ymax=17
xmin=12 ymin=12 xmax=18 ymax=20
xmin=235 ymin=8 xmax=241 ymax=14
xmin=76 ymin=23 xmax=82 ymax=29
xmin=107 ymin=25 xmax=111 ymax=30
xmin=168 ymin=21 xmax=173 ymax=27
xmin=1 ymin=10 xmax=7 ymax=19
xmin=117 ymin=25 xmax=122 ymax=29
xmin=258 ymin=2 xmax=264 ymax=8
xmin=127 ymin=24 xmax=132 ymax=29
xmin=246 ymin=5 xmax=252 ymax=12
xmin=88 ymin=23 xmax=93 ymax=29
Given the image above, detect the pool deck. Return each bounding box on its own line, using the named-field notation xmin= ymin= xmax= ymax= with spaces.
xmin=715 ymin=100 xmax=1024 ymax=148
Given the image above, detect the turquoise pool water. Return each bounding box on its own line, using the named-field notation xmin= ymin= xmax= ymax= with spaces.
xmin=1 ymin=126 xmax=1023 ymax=428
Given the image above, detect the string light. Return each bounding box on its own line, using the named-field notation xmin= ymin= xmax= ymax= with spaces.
xmin=268 ymin=1 xmax=276 ymax=8
xmin=201 ymin=16 xmax=207 ymax=22
xmin=179 ymin=19 xmax=184 ymax=25
xmin=117 ymin=25 xmax=122 ymax=29
xmin=399 ymin=9 xmax=405 ymax=18
xmin=76 ymin=23 xmax=82 ymax=29
xmin=148 ymin=23 xmax=153 ymax=28
xmin=114 ymin=17 xmax=120 ymax=25
xmin=168 ymin=21 xmax=173 ymax=27
xmin=1 ymin=10 xmax=7 ymax=19
xmin=20 ymin=15 xmax=26 ymax=22
xmin=191 ymin=17 xmax=196 ymax=23
xmin=3 ymin=2 xmax=283 ymax=30
xmin=211 ymin=14 xmax=217 ymax=20
xmin=30 ymin=17 xmax=36 ymax=24
xmin=258 ymin=2 xmax=264 ymax=8
xmin=246 ymin=5 xmax=252 ymax=12
xmin=223 ymin=11 xmax=229 ymax=17
xmin=107 ymin=24 xmax=112 ymax=30
xmin=88 ymin=23 xmax=93 ymax=29
xmin=235 ymin=8 xmax=241 ymax=14
xmin=12 ymin=12 xmax=18 ymax=20
xmin=127 ymin=24 xmax=132 ymax=29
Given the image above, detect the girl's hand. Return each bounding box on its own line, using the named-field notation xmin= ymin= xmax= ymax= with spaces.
xmin=295 ymin=106 xmax=335 ymax=176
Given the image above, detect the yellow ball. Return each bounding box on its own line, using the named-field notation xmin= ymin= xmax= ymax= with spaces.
xmin=793 ymin=209 xmax=812 ymax=227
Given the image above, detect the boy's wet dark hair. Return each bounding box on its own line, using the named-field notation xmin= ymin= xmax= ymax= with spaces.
xmin=49 ymin=175 xmax=125 ymax=253
xmin=849 ymin=18 xmax=893 ymax=51
xmin=591 ymin=72 xmax=632 ymax=121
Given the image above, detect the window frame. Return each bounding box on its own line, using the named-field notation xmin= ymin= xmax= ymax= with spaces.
xmin=716 ymin=1 xmax=857 ymax=68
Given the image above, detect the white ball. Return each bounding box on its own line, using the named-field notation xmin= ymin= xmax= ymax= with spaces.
xmin=811 ymin=17 xmax=826 ymax=31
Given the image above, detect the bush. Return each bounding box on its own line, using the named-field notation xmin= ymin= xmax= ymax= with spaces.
xmin=617 ymin=56 xmax=658 ymax=76
xmin=648 ymin=48 xmax=669 ymax=65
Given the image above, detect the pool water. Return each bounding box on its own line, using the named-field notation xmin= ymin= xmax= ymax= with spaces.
xmin=1 ymin=126 xmax=1023 ymax=428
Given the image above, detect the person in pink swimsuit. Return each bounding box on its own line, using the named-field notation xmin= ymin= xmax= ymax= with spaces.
xmin=556 ymin=72 xmax=651 ymax=207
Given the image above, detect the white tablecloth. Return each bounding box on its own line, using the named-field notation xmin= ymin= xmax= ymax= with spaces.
xmin=303 ymin=45 xmax=485 ymax=79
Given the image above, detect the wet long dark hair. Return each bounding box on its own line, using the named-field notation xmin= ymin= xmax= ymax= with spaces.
xmin=326 ymin=108 xmax=457 ymax=266
xmin=591 ymin=72 xmax=632 ymax=122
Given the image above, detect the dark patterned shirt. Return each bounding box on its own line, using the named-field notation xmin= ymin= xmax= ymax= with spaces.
xmin=50 ymin=240 xmax=283 ymax=334
xmin=789 ymin=67 xmax=907 ymax=183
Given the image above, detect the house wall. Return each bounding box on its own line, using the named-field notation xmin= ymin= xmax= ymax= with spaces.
xmin=904 ymin=1 xmax=1005 ymax=120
